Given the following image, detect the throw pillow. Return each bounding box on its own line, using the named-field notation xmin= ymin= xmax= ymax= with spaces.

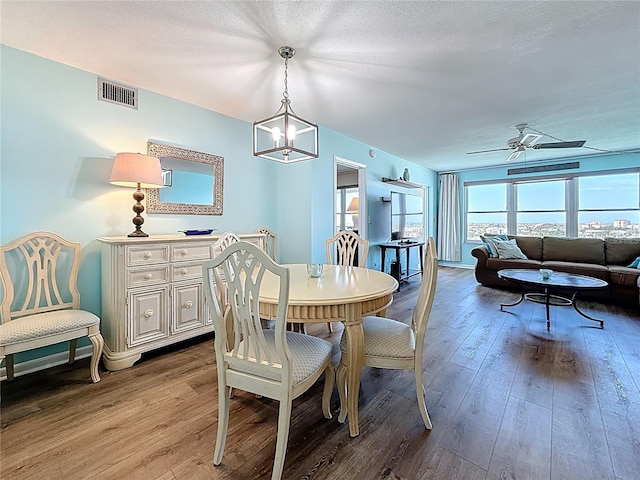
xmin=480 ymin=234 xmax=509 ymax=258
xmin=627 ymin=256 xmax=640 ymax=268
xmin=495 ymin=239 xmax=528 ymax=259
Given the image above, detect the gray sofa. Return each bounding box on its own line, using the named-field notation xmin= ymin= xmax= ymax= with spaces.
xmin=471 ymin=235 xmax=640 ymax=308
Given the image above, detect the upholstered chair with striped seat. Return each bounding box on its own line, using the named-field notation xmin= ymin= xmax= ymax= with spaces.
xmin=0 ymin=231 xmax=104 ymax=382
xmin=336 ymin=236 xmax=438 ymax=429
xmin=203 ymin=241 xmax=334 ymax=480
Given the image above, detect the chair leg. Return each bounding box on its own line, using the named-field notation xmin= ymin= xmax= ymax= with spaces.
xmin=272 ymin=397 xmax=293 ymax=480
xmin=88 ymin=333 xmax=104 ymax=383
xmin=5 ymin=354 xmax=15 ymax=381
xmin=290 ymin=323 xmax=307 ymax=334
xmin=336 ymin=360 xmax=348 ymax=424
xmin=213 ymin=385 xmax=231 ymax=466
xmin=322 ymin=363 xmax=335 ymax=419
xmin=69 ymin=338 xmax=78 ymax=364
xmin=415 ymin=365 xmax=432 ymax=430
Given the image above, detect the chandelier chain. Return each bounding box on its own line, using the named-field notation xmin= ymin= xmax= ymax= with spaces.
xmin=282 ymin=57 xmax=289 ymax=100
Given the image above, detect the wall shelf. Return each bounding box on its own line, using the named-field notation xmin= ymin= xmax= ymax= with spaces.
xmin=381 ymin=177 xmax=422 ymax=189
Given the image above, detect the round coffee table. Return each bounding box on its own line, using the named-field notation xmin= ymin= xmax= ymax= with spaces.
xmin=497 ymin=269 xmax=608 ymax=330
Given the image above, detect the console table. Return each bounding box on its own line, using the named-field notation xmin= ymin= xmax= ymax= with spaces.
xmin=378 ymin=241 xmax=424 ymax=288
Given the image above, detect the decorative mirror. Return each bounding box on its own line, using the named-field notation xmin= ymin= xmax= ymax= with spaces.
xmin=146 ymin=141 xmax=223 ymax=215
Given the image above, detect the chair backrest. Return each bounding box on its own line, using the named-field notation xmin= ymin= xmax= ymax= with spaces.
xmin=325 ymin=230 xmax=369 ymax=267
xmin=210 ymin=231 xmax=241 ymax=310
xmin=203 ymin=241 xmax=292 ymax=385
xmin=412 ymin=237 xmax=438 ymax=356
xmin=0 ymin=231 xmax=82 ymax=322
xmin=253 ymin=226 xmax=278 ymax=262
xmin=212 ymin=231 xmax=241 ymax=256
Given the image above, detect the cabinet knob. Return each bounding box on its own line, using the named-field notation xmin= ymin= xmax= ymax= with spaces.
xmin=144 ymin=273 xmax=153 ymax=280
xmin=183 ymin=301 xmax=193 ymax=309
xmin=179 ymin=268 xmax=188 ymax=275
xmin=144 ymin=309 xmax=154 ymax=318
xmin=178 ymin=249 xmax=188 ymax=256
xmin=143 ymin=251 xmax=152 ymax=260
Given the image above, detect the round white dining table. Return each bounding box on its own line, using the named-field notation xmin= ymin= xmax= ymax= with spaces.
xmin=259 ymin=263 xmax=398 ymax=437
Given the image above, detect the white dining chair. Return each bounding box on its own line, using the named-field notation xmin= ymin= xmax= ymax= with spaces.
xmin=210 ymin=231 xmax=244 ymax=399
xmin=0 ymin=231 xmax=104 ymax=383
xmin=211 ymin=231 xmax=240 ymax=340
xmin=323 ymin=230 xmax=370 ymax=332
xmin=254 ymin=226 xmax=278 ymax=262
xmin=336 ymin=236 xmax=438 ymax=429
xmin=203 ymin=241 xmax=335 ymax=480
xmin=325 ymin=230 xmax=369 ymax=268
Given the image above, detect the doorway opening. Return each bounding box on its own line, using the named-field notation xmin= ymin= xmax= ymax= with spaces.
xmin=334 ymin=156 xmax=367 ymax=261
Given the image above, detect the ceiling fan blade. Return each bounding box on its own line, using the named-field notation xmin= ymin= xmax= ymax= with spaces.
xmin=521 ymin=133 xmax=542 ymax=146
xmin=466 ymin=147 xmax=512 ymax=154
xmin=532 ymin=140 xmax=586 ymax=149
xmin=506 ymin=149 xmax=523 ymax=162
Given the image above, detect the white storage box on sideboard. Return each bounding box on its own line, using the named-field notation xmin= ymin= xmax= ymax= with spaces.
xmin=98 ymin=233 xmax=265 ymax=370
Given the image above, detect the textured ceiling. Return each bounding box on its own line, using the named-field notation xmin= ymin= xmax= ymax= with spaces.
xmin=2 ymin=1 xmax=639 ymax=172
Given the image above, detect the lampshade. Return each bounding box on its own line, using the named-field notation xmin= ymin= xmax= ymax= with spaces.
xmin=346 ymin=197 xmax=359 ymax=213
xmin=253 ymin=46 xmax=319 ymax=164
xmin=110 ymin=153 xmax=164 ymax=188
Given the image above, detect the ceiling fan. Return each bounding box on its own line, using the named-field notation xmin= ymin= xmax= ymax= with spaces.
xmin=467 ymin=123 xmax=586 ymax=161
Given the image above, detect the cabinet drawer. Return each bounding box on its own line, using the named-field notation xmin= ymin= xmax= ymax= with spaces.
xmin=171 ymin=262 xmax=203 ymax=282
xmin=171 ymin=243 xmax=212 ymax=262
xmin=127 ymin=245 xmax=169 ymax=266
xmin=128 ymin=266 xmax=170 ymax=288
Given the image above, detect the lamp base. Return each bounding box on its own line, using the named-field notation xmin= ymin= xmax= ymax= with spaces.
xmin=128 ymin=186 xmax=149 ymax=238
xmin=128 ymin=229 xmax=149 ymax=238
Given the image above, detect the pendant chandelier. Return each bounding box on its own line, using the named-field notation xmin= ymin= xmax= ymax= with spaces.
xmin=253 ymin=46 xmax=319 ymax=163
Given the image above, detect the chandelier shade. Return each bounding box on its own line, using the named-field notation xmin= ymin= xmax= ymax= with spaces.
xmin=253 ymin=46 xmax=319 ymax=164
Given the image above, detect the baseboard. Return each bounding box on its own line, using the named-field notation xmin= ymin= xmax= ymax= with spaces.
xmin=439 ymin=261 xmax=474 ymax=269
xmin=0 ymin=345 xmax=94 ymax=381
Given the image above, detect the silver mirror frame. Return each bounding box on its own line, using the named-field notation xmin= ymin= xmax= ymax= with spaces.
xmin=146 ymin=141 xmax=223 ymax=215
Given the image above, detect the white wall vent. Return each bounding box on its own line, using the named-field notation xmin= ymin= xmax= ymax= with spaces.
xmin=98 ymin=78 xmax=138 ymax=109
xmin=508 ymin=161 xmax=580 ymax=175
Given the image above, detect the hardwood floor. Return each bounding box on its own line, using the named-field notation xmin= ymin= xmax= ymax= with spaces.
xmin=2 ymin=266 xmax=639 ymax=479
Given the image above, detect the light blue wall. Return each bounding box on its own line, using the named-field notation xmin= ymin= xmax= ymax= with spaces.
xmin=309 ymin=127 xmax=439 ymax=269
xmin=450 ymin=153 xmax=640 ymax=266
xmin=0 ymin=46 xmax=437 ymax=365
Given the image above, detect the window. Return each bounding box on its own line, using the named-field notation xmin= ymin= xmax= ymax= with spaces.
xmin=578 ymin=173 xmax=640 ymax=238
xmin=516 ymin=180 xmax=566 ymax=237
xmin=466 ymin=183 xmax=507 ymax=240
xmin=465 ymin=169 xmax=640 ymax=241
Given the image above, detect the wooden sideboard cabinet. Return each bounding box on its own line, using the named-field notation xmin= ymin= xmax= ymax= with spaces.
xmin=97 ymin=233 xmax=265 ymax=370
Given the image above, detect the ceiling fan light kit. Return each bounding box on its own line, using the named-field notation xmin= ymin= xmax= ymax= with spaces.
xmin=467 ymin=123 xmax=587 ymax=161
xmin=253 ymin=46 xmax=319 ymax=164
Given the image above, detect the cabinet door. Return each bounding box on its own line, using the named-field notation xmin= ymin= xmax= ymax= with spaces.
xmin=128 ymin=287 xmax=170 ymax=346
xmin=172 ymin=283 xmax=206 ymax=333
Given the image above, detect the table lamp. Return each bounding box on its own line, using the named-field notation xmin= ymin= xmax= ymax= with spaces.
xmin=110 ymin=152 xmax=164 ymax=237
xmin=347 ymin=197 xmax=359 ymax=231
